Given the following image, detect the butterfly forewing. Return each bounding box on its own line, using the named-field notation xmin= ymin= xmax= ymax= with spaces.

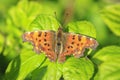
xmin=58 ymin=33 xmax=98 ymax=62
xmin=22 ymin=30 xmax=57 ymax=61
xmin=22 ymin=28 xmax=98 ymax=63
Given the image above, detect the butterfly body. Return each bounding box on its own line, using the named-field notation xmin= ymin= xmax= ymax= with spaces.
xmin=22 ymin=27 xmax=98 ymax=62
xmin=55 ymin=27 xmax=64 ymax=56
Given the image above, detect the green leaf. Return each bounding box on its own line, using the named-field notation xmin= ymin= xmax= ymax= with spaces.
xmin=5 ymin=9 xmax=97 ymax=80
xmin=63 ymin=58 xmax=94 ymax=80
xmin=0 ymin=34 xmax=4 ymax=52
xmin=29 ymin=14 xmax=60 ymax=31
xmin=67 ymin=21 xmax=97 ymax=38
xmin=7 ymin=0 xmax=42 ymax=29
xmin=93 ymin=46 xmax=120 ymax=80
xmin=5 ymin=49 xmax=46 ymax=80
xmin=5 ymin=0 xmax=43 ymax=59
xmin=100 ymin=4 xmax=120 ymax=36
xmin=28 ymin=58 xmax=94 ymax=80
xmin=3 ymin=26 xmax=22 ymax=59
xmin=40 ymin=63 xmax=62 ymax=80
xmin=31 ymin=61 xmax=63 ymax=80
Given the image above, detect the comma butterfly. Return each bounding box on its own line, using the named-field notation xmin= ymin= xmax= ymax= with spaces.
xmin=22 ymin=27 xmax=98 ymax=63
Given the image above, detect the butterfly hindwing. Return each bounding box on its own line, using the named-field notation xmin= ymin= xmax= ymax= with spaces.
xmin=22 ymin=30 xmax=57 ymax=61
xmin=58 ymin=33 xmax=98 ymax=62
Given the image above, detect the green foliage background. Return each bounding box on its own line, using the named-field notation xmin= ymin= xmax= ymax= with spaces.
xmin=0 ymin=0 xmax=120 ymax=80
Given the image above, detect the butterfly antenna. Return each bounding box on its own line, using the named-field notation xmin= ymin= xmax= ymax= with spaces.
xmin=62 ymin=0 xmax=74 ymax=28
xmin=54 ymin=12 xmax=63 ymax=29
xmin=54 ymin=12 xmax=58 ymax=21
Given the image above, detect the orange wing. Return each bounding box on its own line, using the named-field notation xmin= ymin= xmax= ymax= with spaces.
xmin=22 ymin=31 xmax=57 ymax=61
xmin=58 ymin=33 xmax=98 ymax=62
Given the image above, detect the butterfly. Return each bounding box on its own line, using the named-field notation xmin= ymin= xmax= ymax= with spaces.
xmin=22 ymin=27 xmax=98 ymax=63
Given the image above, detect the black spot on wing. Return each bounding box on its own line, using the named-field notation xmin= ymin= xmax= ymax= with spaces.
xmin=72 ymin=35 xmax=75 ymax=40
xmin=71 ymin=42 xmax=74 ymax=44
xmin=48 ymin=49 xmax=50 ymax=51
xmin=67 ymin=51 xmax=69 ymax=53
xmin=44 ymin=32 xmax=47 ymax=37
xmin=44 ymin=43 xmax=50 ymax=47
xmin=77 ymin=44 xmax=79 ymax=46
xmin=81 ymin=43 xmax=83 ymax=45
xmin=67 ymin=45 xmax=73 ymax=49
xmin=71 ymin=46 xmax=73 ymax=48
xmin=47 ymin=44 xmax=50 ymax=46
xmin=44 ymin=43 xmax=47 ymax=46
xmin=44 ymin=39 xmax=47 ymax=41
xmin=39 ymin=40 xmax=41 ymax=42
xmin=68 ymin=46 xmax=70 ymax=49
xmin=36 ymin=38 xmax=38 ymax=40
xmin=38 ymin=32 xmax=42 ymax=37
xmin=78 ymin=35 xmax=81 ymax=41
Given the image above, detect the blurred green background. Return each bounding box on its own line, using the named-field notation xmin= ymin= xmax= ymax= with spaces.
xmin=0 ymin=0 xmax=120 ymax=80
